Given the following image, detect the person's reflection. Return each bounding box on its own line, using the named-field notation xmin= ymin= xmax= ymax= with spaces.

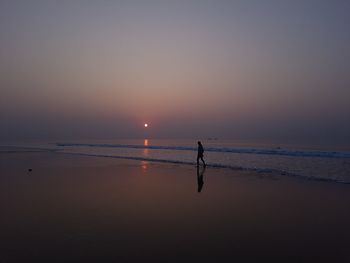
xmin=197 ymin=165 xmax=206 ymax=193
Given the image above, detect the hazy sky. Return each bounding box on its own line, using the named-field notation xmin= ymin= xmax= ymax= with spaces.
xmin=1 ymin=0 xmax=349 ymax=145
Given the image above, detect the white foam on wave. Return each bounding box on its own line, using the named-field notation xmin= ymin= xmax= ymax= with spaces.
xmin=57 ymin=143 xmax=350 ymax=159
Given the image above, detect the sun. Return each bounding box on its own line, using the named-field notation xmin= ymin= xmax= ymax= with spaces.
xmin=144 ymin=123 xmax=148 ymax=128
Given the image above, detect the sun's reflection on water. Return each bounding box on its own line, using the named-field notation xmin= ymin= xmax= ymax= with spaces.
xmin=141 ymin=139 xmax=149 ymax=171
xmin=143 ymin=139 xmax=149 ymax=156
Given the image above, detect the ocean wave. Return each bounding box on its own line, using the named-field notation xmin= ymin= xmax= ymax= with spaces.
xmin=60 ymin=151 xmax=349 ymax=184
xmin=57 ymin=143 xmax=350 ymax=159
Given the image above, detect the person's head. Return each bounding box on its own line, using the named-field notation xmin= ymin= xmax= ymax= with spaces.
xmin=198 ymin=141 xmax=201 ymax=145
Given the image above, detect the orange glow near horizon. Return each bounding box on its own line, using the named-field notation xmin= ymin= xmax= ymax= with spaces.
xmin=144 ymin=123 xmax=148 ymax=128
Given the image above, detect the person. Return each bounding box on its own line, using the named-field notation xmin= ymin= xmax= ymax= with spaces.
xmin=197 ymin=141 xmax=206 ymax=167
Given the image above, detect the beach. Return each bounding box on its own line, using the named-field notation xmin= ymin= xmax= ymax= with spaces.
xmin=1 ymin=148 xmax=350 ymax=262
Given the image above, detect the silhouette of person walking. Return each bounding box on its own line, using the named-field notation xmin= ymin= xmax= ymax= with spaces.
xmin=197 ymin=141 xmax=206 ymax=167
xmin=197 ymin=165 xmax=206 ymax=193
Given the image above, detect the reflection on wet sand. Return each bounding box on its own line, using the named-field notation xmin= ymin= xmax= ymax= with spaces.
xmin=141 ymin=160 xmax=148 ymax=171
xmin=197 ymin=166 xmax=206 ymax=193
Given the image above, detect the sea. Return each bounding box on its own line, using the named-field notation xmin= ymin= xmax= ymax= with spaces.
xmin=4 ymin=139 xmax=350 ymax=184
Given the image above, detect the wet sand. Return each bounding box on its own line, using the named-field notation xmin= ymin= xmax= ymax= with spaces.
xmin=1 ymin=149 xmax=350 ymax=262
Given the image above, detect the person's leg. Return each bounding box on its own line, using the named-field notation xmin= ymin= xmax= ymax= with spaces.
xmin=197 ymin=156 xmax=200 ymax=166
xmin=201 ymin=157 xmax=206 ymax=166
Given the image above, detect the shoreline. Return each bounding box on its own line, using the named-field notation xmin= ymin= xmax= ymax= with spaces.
xmin=2 ymin=145 xmax=349 ymax=185
xmin=1 ymin=150 xmax=350 ymax=262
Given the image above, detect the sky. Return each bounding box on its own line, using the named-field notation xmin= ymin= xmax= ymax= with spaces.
xmin=1 ymin=0 xmax=349 ymax=146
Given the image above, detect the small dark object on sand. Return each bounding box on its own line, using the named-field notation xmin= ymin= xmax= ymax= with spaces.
xmin=28 ymin=169 xmax=32 ymax=172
